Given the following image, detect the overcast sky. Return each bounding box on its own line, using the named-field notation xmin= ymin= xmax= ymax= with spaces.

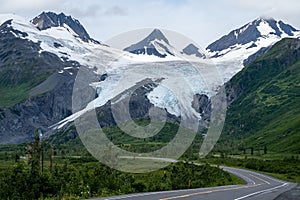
xmin=1 ymin=0 xmax=299 ymax=48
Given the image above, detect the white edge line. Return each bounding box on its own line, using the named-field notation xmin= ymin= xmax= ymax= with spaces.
xmin=234 ymin=183 xmax=289 ymax=200
xmin=99 ymin=184 xmax=244 ymax=200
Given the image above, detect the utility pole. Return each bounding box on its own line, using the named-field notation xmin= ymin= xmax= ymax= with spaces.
xmin=27 ymin=144 xmax=32 ymax=164
xmin=41 ymin=143 xmax=44 ymax=172
xmin=50 ymin=143 xmax=53 ymax=172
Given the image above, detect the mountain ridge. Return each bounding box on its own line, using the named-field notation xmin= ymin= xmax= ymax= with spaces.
xmin=123 ymin=28 xmax=206 ymax=59
xmin=207 ymin=17 xmax=299 ymax=56
xmin=0 ymin=12 xmax=299 ymax=147
xmin=31 ymin=11 xmax=100 ymax=44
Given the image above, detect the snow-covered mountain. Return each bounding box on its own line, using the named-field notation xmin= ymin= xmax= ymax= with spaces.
xmin=0 ymin=13 xmax=124 ymax=67
xmin=207 ymin=17 xmax=299 ymax=56
xmin=0 ymin=12 xmax=215 ymax=143
xmin=0 ymin=12 xmax=144 ymax=143
xmin=207 ymin=17 xmax=300 ymax=82
xmin=31 ymin=12 xmax=100 ymax=44
xmin=124 ymin=28 xmax=206 ymax=59
xmin=1 ymin=12 xmax=299 ymax=143
xmin=124 ymin=29 xmax=174 ymax=58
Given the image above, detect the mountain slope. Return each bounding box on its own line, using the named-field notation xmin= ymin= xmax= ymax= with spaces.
xmin=0 ymin=14 xmax=84 ymax=143
xmin=0 ymin=13 xmax=121 ymax=143
xmin=222 ymin=38 xmax=300 ymax=153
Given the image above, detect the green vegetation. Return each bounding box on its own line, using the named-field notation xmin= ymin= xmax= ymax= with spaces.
xmin=0 ymin=160 xmax=242 ymax=200
xmin=1 ymin=38 xmax=299 ymax=199
xmin=198 ymin=38 xmax=300 ymax=184
xmin=221 ymin=38 xmax=300 ymax=153
xmin=0 ymin=72 xmax=50 ymax=108
xmin=47 ymin=120 xmax=188 ymax=154
xmin=0 ymin=133 xmax=242 ymax=200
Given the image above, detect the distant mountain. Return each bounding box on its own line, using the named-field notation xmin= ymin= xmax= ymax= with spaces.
xmin=207 ymin=17 xmax=300 ymax=83
xmin=124 ymin=29 xmax=206 ymax=59
xmin=124 ymin=29 xmax=175 ymax=58
xmin=222 ymin=38 xmax=300 ymax=153
xmin=207 ymin=17 xmax=299 ymax=55
xmin=31 ymin=11 xmax=100 ymax=44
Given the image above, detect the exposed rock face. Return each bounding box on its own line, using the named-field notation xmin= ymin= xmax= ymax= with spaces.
xmin=192 ymin=94 xmax=211 ymax=116
xmin=243 ymin=46 xmax=271 ymax=66
xmin=92 ymin=79 xmax=180 ymax=128
xmin=182 ymin=44 xmax=206 ymax=58
xmin=31 ymin=11 xmax=100 ymax=44
xmin=192 ymin=94 xmax=211 ymax=130
xmin=0 ymin=21 xmax=82 ymax=144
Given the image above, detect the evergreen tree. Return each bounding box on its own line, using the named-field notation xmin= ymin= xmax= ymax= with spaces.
xmin=29 ymin=129 xmax=41 ymax=175
xmin=264 ymin=145 xmax=267 ymax=154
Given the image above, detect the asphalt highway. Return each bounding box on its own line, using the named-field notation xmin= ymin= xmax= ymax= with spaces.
xmin=92 ymin=166 xmax=296 ymax=200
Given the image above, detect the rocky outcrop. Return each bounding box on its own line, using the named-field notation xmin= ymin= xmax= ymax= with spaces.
xmin=182 ymin=44 xmax=206 ymax=58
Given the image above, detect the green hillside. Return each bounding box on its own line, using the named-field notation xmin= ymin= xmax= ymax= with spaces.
xmin=221 ymin=38 xmax=300 ymax=153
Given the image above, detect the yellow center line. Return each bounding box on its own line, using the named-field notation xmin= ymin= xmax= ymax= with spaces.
xmin=249 ymin=174 xmax=270 ymax=185
xmin=159 ymin=184 xmax=261 ymax=200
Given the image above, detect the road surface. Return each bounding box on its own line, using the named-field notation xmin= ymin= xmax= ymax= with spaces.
xmin=92 ymin=166 xmax=296 ymax=200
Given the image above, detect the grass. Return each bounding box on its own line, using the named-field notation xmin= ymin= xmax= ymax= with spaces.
xmin=46 ymin=119 xmax=197 ymax=154
xmin=0 ymin=72 xmax=51 ymax=108
xmin=0 ymin=82 xmax=33 ymax=108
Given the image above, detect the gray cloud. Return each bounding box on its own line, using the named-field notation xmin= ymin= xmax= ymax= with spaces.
xmin=68 ymin=4 xmax=102 ymax=18
xmin=67 ymin=4 xmax=127 ymax=18
xmin=103 ymin=6 xmax=128 ymax=16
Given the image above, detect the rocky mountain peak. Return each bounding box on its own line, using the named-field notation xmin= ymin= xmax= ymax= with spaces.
xmin=124 ymin=28 xmax=174 ymax=57
xmin=207 ymin=17 xmax=299 ymax=54
xmin=31 ymin=11 xmax=99 ymax=43
xmin=146 ymin=28 xmax=170 ymax=44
